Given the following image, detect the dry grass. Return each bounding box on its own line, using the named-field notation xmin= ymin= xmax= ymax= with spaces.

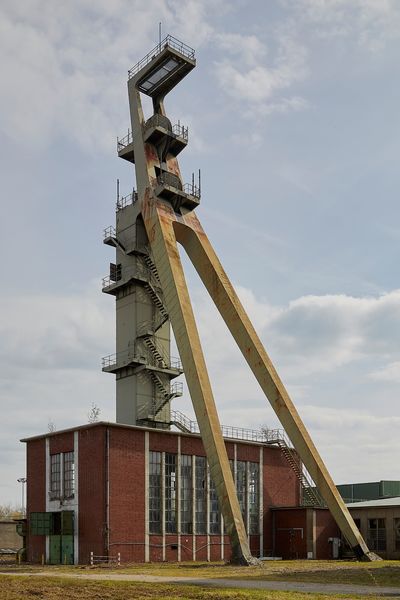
xmin=150 ymin=559 xmax=398 ymax=586
xmin=27 ymin=559 xmax=397 ymax=587
xmin=0 ymin=575 xmax=374 ymax=600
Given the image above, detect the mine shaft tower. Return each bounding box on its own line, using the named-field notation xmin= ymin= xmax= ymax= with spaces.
xmin=102 ymin=35 xmax=377 ymax=564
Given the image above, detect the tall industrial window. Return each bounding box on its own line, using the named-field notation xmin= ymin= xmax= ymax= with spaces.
xmin=209 ymin=467 xmax=220 ymax=534
xmin=165 ymin=453 xmax=177 ymax=533
xmin=147 ymin=453 xmax=261 ymax=537
xmin=149 ymin=452 xmax=161 ymax=534
xmin=181 ymin=455 xmax=192 ymax=534
xmin=63 ymin=452 xmax=75 ymax=499
xmin=236 ymin=460 xmax=247 ymax=523
xmin=195 ymin=456 xmax=207 ymax=534
xmin=368 ymin=518 xmax=386 ymax=552
xmin=248 ymin=462 xmax=259 ymax=534
xmin=394 ymin=518 xmax=400 ymax=551
xmin=50 ymin=454 xmax=61 ymax=499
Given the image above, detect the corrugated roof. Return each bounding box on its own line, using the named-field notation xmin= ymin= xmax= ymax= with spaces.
xmin=347 ymin=496 xmax=400 ymax=508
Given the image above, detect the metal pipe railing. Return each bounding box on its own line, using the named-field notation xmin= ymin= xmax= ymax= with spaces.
xmin=116 ymin=191 xmax=138 ymax=211
xmin=117 ymin=130 xmax=133 ymax=151
xmin=128 ymin=35 xmax=195 ymax=79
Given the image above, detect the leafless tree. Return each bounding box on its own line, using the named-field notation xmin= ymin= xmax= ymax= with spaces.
xmin=88 ymin=403 xmax=101 ymax=423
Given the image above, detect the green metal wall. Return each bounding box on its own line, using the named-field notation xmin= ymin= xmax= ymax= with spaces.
xmin=337 ymin=481 xmax=400 ymax=503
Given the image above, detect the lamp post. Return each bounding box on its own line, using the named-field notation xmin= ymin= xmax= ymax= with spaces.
xmin=17 ymin=477 xmax=27 ymax=516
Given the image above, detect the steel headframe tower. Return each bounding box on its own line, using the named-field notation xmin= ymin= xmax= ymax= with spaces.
xmin=103 ymin=35 xmax=379 ymax=564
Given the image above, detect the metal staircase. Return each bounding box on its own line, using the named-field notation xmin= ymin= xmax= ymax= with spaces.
xmin=142 ymin=337 xmax=167 ymax=368
xmin=143 ymin=249 xmax=160 ymax=282
xmin=272 ymin=437 xmax=325 ymax=507
xmin=143 ymin=282 xmax=168 ymax=320
xmin=134 ymin=336 xmax=182 ymax=371
xmin=148 ymin=373 xmax=183 ymax=417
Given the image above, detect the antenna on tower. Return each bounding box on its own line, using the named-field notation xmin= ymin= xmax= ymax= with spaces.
xmin=116 ymin=178 xmax=120 ymax=210
xmin=159 ymin=22 xmax=162 ymax=51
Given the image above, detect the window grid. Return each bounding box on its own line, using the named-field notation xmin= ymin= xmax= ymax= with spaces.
xmin=180 ymin=455 xmax=192 ymax=534
xmin=236 ymin=461 xmax=247 ymax=524
xmin=394 ymin=518 xmax=400 ymax=551
xmin=63 ymin=452 xmax=75 ymax=499
xmin=149 ymin=452 xmax=161 ymax=534
xmin=165 ymin=453 xmax=177 ymax=533
xmin=148 ymin=452 xmax=260 ymax=538
xmin=195 ymin=456 xmax=207 ymax=534
xmin=50 ymin=454 xmax=61 ymax=499
xmin=368 ymin=518 xmax=386 ymax=552
xmin=209 ymin=467 xmax=220 ymax=534
xmin=248 ymin=462 xmax=259 ymax=534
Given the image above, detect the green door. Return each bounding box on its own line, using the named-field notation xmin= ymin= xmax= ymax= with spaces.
xmin=49 ymin=535 xmax=61 ymax=564
xmin=61 ymin=535 xmax=74 ymax=565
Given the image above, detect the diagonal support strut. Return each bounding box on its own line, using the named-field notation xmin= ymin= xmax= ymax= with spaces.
xmin=172 ymin=209 xmax=379 ymax=561
xmin=142 ymin=194 xmax=256 ymax=564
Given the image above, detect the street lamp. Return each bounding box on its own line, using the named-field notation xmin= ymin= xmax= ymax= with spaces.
xmin=17 ymin=477 xmax=27 ymax=516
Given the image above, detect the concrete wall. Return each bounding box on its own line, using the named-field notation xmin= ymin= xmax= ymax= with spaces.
xmin=349 ymin=505 xmax=400 ymax=560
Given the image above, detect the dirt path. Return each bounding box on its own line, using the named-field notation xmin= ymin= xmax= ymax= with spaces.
xmin=1 ymin=570 xmax=400 ymax=597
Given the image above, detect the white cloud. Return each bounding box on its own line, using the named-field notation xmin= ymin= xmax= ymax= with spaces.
xmin=175 ymin=283 xmax=400 ymax=482
xmin=0 ymin=280 xmax=113 ymax=371
xmin=214 ymin=32 xmax=308 ymax=116
xmin=216 ymin=32 xmax=267 ymax=66
xmin=300 ymin=405 xmax=400 ymax=482
xmin=369 ymin=361 xmax=400 ymax=383
xmin=0 ymin=0 xmax=217 ymax=152
xmin=290 ymin=0 xmax=400 ymax=50
xmin=265 ymin=290 xmax=400 ymax=375
xmin=183 ymin=283 xmax=400 ymax=410
xmin=0 ymin=280 xmax=115 ymax=504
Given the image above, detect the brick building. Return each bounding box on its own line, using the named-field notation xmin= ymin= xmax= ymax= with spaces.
xmin=22 ymin=420 xmax=310 ymax=565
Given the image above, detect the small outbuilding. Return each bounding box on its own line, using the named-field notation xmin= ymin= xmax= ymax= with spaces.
xmin=346 ymin=497 xmax=400 ymax=559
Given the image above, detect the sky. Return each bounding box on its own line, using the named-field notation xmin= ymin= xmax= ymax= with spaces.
xmin=1 ymin=0 xmax=400 ymax=506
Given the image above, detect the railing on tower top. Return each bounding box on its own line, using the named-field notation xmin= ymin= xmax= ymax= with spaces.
xmin=117 ymin=130 xmax=133 ymax=152
xmin=103 ymin=225 xmax=116 ymax=239
xmin=145 ymin=114 xmax=189 ymax=141
xmin=102 ymin=260 xmax=161 ymax=291
xmin=170 ymin=409 xmax=288 ymax=444
xmin=183 ymin=182 xmax=200 ymax=198
xmin=101 ymin=347 xmax=181 ymax=372
xmin=116 ymin=191 xmax=138 ymax=211
xmin=117 ymin=121 xmax=188 ymax=153
xmin=128 ymin=35 xmax=195 ymax=79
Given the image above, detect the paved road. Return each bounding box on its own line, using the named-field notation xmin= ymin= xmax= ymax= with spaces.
xmin=1 ymin=570 xmax=400 ymax=597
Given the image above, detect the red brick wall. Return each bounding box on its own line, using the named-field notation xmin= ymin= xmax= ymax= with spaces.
xmin=26 ymin=425 xmax=303 ymax=564
xmin=108 ymin=427 xmax=145 ymax=563
xmin=316 ymin=510 xmax=340 ymax=559
xmin=273 ymin=508 xmax=308 ymax=559
xmin=78 ymin=426 xmax=106 ymax=563
xmin=195 ymin=535 xmax=208 ymax=561
xmin=26 ymin=439 xmax=46 ymax=562
xmin=49 ymin=432 xmax=74 ymax=455
xmin=237 ymin=444 xmax=260 ymax=462
xmin=262 ymin=446 xmax=300 ymax=555
xmin=149 ymin=535 xmax=163 ymax=562
xmin=150 ymin=431 xmax=178 ymax=454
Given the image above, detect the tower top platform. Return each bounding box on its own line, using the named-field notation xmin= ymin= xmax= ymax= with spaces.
xmin=128 ymin=35 xmax=196 ymax=98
